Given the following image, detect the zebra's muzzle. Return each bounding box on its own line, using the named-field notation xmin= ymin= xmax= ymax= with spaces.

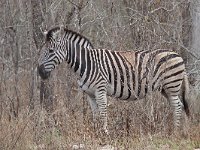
xmin=38 ymin=64 xmax=50 ymax=80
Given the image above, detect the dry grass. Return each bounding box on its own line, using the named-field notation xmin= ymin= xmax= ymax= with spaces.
xmin=0 ymin=88 xmax=200 ymax=150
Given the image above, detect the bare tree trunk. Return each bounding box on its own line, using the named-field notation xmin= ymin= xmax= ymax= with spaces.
xmin=30 ymin=0 xmax=53 ymax=112
xmin=4 ymin=0 xmax=20 ymax=118
xmin=12 ymin=28 xmax=20 ymax=118
xmin=191 ymin=1 xmax=200 ymax=60
xmin=190 ymin=0 xmax=200 ymax=114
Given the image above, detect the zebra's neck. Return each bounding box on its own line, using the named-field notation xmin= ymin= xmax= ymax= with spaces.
xmin=65 ymin=31 xmax=93 ymax=78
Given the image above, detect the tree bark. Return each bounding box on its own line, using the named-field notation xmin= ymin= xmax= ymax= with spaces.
xmin=4 ymin=0 xmax=20 ymax=118
xmin=190 ymin=0 xmax=200 ymax=113
xmin=30 ymin=0 xmax=53 ymax=112
xmin=191 ymin=1 xmax=200 ymax=60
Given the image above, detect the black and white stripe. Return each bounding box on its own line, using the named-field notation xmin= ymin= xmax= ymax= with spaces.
xmin=38 ymin=26 xmax=190 ymax=133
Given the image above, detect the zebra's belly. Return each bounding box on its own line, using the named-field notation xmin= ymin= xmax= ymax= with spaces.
xmin=107 ymin=83 xmax=140 ymax=101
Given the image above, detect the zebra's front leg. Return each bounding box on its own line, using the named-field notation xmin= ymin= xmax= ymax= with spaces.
xmin=87 ymin=95 xmax=98 ymax=123
xmin=95 ymin=90 xmax=108 ymax=134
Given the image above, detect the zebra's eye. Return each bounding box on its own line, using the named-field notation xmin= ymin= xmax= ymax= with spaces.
xmin=57 ymin=38 xmax=61 ymax=42
xmin=49 ymin=49 xmax=54 ymax=53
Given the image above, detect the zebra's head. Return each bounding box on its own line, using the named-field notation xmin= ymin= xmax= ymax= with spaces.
xmin=38 ymin=26 xmax=94 ymax=80
xmin=38 ymin=26 xmax=67 ymax=80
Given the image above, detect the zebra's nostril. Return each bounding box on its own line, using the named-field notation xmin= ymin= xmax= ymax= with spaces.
xmin=38 ymin=64 xmax=50 ymax=80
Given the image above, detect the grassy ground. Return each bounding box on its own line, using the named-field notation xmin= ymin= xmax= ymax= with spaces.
xmin=0 ymin=100 xmax=199 ymax=150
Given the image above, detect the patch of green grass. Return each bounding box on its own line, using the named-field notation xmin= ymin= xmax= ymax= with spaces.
xmin=152 ymin=137 xmax=195 ymax=150
xmin=106 ymin=135 xmax=198 ymax=150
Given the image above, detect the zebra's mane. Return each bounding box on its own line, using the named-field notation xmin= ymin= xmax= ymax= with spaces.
xmin=46 ymin=26 xmax=94 ymax=48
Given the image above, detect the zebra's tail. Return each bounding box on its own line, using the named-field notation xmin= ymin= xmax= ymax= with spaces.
xmin=182 ymin=74 xmax=190 ymax=116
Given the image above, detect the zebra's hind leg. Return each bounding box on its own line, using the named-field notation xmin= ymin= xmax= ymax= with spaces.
xmin=168 ymin=95 xmax=183 ymax=128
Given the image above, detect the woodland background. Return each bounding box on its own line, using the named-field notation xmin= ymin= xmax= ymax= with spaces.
xmin=0 ymin=0 xmax=200 ymax=149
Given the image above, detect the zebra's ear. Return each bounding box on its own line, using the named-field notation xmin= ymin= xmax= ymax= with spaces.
xmin=60 ymin=25 xmax=65 ymax=36
xmin=43 ymin=31 xmax=48 ymax=37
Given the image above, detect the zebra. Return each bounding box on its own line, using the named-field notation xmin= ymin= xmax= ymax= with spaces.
xmin=38 ymin=26 xmax=190 ymax=134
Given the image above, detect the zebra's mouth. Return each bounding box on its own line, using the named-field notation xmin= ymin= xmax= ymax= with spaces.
xmin=38 ymin=64 xmax=51 ymax=80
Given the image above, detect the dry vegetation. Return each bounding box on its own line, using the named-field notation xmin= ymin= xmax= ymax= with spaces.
xmin=0 ymin=0 xmax=200 ymax=149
